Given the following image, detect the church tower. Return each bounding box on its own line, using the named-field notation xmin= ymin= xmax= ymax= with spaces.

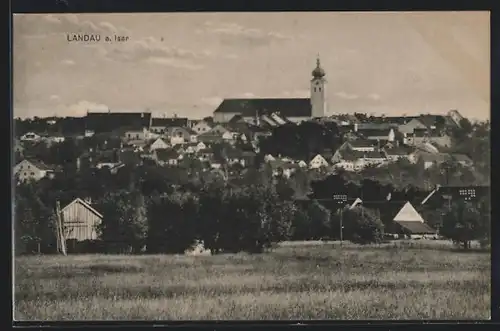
xmin=310 ymin=55 xmax=327 ymax=118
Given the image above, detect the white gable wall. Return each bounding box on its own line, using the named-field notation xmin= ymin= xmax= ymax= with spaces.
xmin=393 ymin=202 xmax=424 ymax=223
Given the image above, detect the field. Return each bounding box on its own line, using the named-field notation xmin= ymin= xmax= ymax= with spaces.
xmin=14 ymin=240 xmax=490 ymax=320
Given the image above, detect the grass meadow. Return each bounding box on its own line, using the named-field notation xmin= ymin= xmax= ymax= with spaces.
xmin=14 ymin=240 xmax=490 ymax=320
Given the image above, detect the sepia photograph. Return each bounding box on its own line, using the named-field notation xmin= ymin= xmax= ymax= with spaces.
xmin=13 ymin=11 xmax=490 ymax=320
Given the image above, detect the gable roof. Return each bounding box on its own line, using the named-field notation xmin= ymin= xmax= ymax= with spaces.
xmin=393 ymin=202 xmax=425 ymax=222
xmin=213 ymin=98 xmax=312 ymax=118
xmin=451 ymin=154 xmax=473 ymax=163
xmin=418 ymin=152 xmax=450 ymax=163
xmin=155 ymin=148 xmax=179 ymax=161
xmin=362 ymin=151 xmax=386 ymax=159
xmin=61 ymin=198 xmax=103 ymax=219
xmin=86 ymin=111 xmax=152 ymax=133
xmin=357 ymin=128 xmax=393 ymax=137
xmin=384 ymin=147 xmax=411 ymax=156
xmin=151 ymin=117 xmax=189 ymax=128
xmin=20 ymin=159 xmax=54 ymax=171
xmin=395 ymin=221 xmax=436 ymax=234
xmin=347 ymin=139 xmax=376 ymax=148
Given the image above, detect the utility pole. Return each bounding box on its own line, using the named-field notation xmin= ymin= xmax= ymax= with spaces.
xmin=333 ymin=194 xmax=348 ymax=247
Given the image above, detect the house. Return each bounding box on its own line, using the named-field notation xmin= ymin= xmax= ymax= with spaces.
xmin=43 ymin=135 xmax=66 ymax=145
xmin=451 ymin=154 xmax=474 ymax=167
xmin=397 ymin=118 xmax=428 ymax=135
xmin=332 ymin=150 xmax=364 ymax=171
xmin=198 ymin=148 xmax=215 ymax=162
xmin=407 ymin=129 xmax=452 ymax=148
xmin=338 ymin=140 xmax=377 ymax=153
xmin=390 ymin=201 xmax=437 ymax=239
xmin=268 ymin=159 xmax=299 ymax=178
xmin=362 ymin=151 xmax=387 ymax=166
xmin=309 ymin=154 xmax=329 ymax=169
xmin=297 ymin=160 xmax=308 ymax=168
xmin=154 ymin=148 xmax=181 ymax=166
xmin=14 ymin=159 xmax=55 ymax=182
xmin=20 ymin=132 xmax=41 ymax=142
xmin=222 ymin=130 xmax=239 ymax=142
xmin=447 ymin=109 xmax=465 ymax=127
xmin=96 ymin=162 xmax=125 ymax=174
xmin=414 ymin=142 xmax=441 ymax=154
xmin=208 ymin=124 xmax=230 ymax=135
xmin=264 ymin=154 xmax=276 ymax=162
xmin=197 ymin=131 xmax=224 ymax=144
xmin=85 ymin=111 xmax=152 ymax=134
xmin=151 ymin=117 xmax=189 ymax=134
xmin=147 ymin=137 xmax=169 ymax=152
xmin=191 ymin=120 xmax=214 ymax=134
xmin=383 ymin=147 xmax=413 ymax=162
xmin=357 ymin=128 xmax=395 ymax=142
xmin=61 ymin=198 xmax=103 ymax=243
xmin=416 ymin=152 xmax=451 ymax=169
xmin=166 ymin=127 xmax=196 ymax=145
xmin=123 ymin=127 xmax=151 ymax=141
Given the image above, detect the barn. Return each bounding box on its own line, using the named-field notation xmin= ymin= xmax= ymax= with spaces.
xmin=61 ymin=198 xmax=103 ymax=251
xmin=390 ymin=201 xmax=437 ymax=239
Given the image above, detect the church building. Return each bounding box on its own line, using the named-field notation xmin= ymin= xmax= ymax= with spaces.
xmin=213 ymin=57 xmax=328 ymax=123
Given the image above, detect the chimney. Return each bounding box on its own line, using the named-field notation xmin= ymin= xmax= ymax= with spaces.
xmin=76 ymin=157 xmax=81 ymax=172
xmin=84 ymin=197 xmax=92 ymax=205
xmin=354 ymin=123 xmax=358 ymax=132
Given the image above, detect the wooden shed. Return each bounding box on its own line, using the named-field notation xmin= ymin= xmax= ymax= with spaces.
xmin=61 ymin=198 xmax=103 ymax=242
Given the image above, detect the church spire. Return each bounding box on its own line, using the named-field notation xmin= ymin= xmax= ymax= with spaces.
xmin=312 ymin=54 xmax=326 ymax=79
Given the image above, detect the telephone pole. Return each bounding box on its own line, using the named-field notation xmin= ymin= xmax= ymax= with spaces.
xmin=333 ymin=194 xmax=348 ymax=247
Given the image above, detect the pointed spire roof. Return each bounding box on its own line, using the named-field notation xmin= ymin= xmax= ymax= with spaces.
xmin=312 ymin=54 xmax=326 ymax=78
xmin=393 ymin=202 xmax=425 ymax=223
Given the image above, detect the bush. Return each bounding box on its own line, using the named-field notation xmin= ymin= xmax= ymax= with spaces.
xmin=342 ymin=206 xmax=385 ymax=244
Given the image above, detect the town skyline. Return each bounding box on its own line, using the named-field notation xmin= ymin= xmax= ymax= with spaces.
xmin=13 ymin=11 xmax=490 ymax=120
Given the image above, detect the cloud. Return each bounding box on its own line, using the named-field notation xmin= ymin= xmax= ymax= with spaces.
xmin=335 ymin=91 xmax=359 ymax=100
xmin=198 ymin=21 xmax=293 ymax=46
xmin=61 ymin=59 xmax=75 ymax=66
xmin=238 ymin=92 xmax=256 ymax=98
xmin=20 ymin=14 xmax=130 ymax=38
xmin=147 ymin=57 xmax=203 ymax=70
xmin=280 ymin=90 xmax=310 ymax=97
xmin=49 ymin=95 xmax=60 ymax=101
xmin=201 ymin=97 xmax=223 ymax=107
xmin=100 ymin=36 xmax=211 ymax=70
xmin=66 ymin=100 xmax=109 ymax=116
xmin=368 ymin=93 xmax=381 ymax=101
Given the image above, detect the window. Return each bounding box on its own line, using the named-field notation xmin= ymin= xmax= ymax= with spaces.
xmin=319 ymin=88 xmax=322 ymax=92
xmin=128 ymin=134 xmax=131 ymax=138
xmin=30 ymin=172 xmax=35 ymax=175
xmin=24 ymin=172 xmax=27 ymax=176
xmin=314 ymin=88 xmax=317 ymax=92
xmin=27 ymin=165 xmax=30 ymax=169
xmin=136 ymin=134 xmax=139 ymax=139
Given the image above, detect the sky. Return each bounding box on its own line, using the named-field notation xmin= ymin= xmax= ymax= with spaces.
xmin=13 ymin=11 xmax=490 ymax=120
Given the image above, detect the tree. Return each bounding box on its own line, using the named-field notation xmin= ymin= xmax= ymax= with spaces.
xmin=342 ymin=206 xmax=385 ymax=244
xmin=97 ymin=190 xmax=149 ymax=253
xmin=441 ymin=200 xmax=486 ymax=249
xmin=147 ymin=192 xmax=198 ymax=254
xmin=306 ymin=200 xmax=331 ymax=240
